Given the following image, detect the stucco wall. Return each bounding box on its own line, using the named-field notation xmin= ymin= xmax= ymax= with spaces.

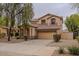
xmin=37 ymin=15 xmax=52 ymax=25
xmin=37 ymin=16 xmax=62 ymax=27
xmin=29 ymin=27 xmax=37 ymax=39
xmin=47 ymin=17 xmax=62 ymax=26
xmin=61 ymin=32 xmax=73 ymax=40
xmin=0 ymin=28 xmax=6 ymax=33
xmin=31 ymin=28 xmax=36 ymax=36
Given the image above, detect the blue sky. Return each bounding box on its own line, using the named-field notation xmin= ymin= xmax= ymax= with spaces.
xmin=33 ymin=3 xmax=77 ymax=30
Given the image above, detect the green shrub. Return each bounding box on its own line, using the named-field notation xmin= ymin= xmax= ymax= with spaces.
xmin=15 ymin=32 xmax=20 ymax=39
xmin=10 ymin=32 xmax=14 ymax=37
xmin=15 ymin=32 xmax=19 ymax=37
xmin=68 ymin=46 xmax=79 ymax=55
xmin=58 ymin=47 xmax=64 ymax=54
xmin=53 ymin=34 xmax=61 ymax=42
xmin=16 ymin=36 xmax=20 ymax=39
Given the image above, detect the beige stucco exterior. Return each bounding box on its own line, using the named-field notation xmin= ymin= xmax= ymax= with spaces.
xmin=29 ymin=27 xmax=37 ymax=38
xmin=37 ymin=15 xmax=51 ymax=25
xmin=61 ymin=32 xmax=73 ymax=40
xmin=0 ymin=27 xmax=6 ymax=33
xmin=37 ymin=15 xmax=62 ymax=26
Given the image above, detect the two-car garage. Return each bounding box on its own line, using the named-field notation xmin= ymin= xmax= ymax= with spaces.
xmin=37 ymin=31 xmax=56 ymax=39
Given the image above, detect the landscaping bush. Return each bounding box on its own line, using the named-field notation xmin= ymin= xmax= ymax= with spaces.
xmin=16 ymin=36 xmax=20 ymax=39
xmin=53 ymin=34 xmax=61 ymax=42
xmin=15 ymin=32 xmax=19 ymax=37
xmin=68 ymin=46 xmax=79 ymax=55
xmin=10 ymin=32 xmax=14 ymax=37
xmin=0 ymin=33 xmax=6 ymax=39
xmin=15 ymin=32 xmax=19 ymax=39
xmin=58 ymin=47 xmax=64 ymax=54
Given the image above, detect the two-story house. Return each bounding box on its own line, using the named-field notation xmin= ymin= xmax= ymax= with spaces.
xmin=28 ymin=13 xmax=63 ymax=39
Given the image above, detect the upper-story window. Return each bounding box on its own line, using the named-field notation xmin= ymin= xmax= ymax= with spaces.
xmin=51 ymin=18 xmax=56 ymax=24
xmin=41 ymin=19 xmax=46 ymax=24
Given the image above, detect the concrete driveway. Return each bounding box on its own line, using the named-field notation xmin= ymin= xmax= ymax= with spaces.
xmin=0 ymin=39 xmax=58 ymax=56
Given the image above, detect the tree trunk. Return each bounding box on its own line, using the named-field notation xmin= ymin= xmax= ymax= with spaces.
xmin=23 ymin=28 xmax=27 ymax=41
xmin=6 ymin=28 xmax=9 ymax=40
xmin=7 ymin=13 xmax=15 ymax=41
xmin=23 ymin=27 xmax=30 ymax=41
xmin=27 ymin=28 xmax=30 ymax=39
xmin=8 ymin=26 xmax=11 ymax=41
xmin=19 ymin=28 xmax=23 ymax=39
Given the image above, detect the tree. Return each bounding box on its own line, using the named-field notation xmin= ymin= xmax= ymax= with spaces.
xmin=0 ymin=4 xmax=3 ymax=17
xmin=21 ymin=3 xmax=34 ymax=40
xmin=71 ymin=3 xmax=79 ymax=12
xmin=2 ymin=3 xmax=24 ymax=41
xmin=65 ymin=14 xmax=79 ymax=32
xmin=65 ymin=14 xmax=79 ymax=39
xmin=0 ymin=3 xmax=34 ymax=41
xmin=0 ymin=16 xmax=10 ymax=38
xmin=0 ymin=17 xmax=6 ymax=26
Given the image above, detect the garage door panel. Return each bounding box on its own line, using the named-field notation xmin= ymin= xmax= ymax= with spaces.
xmin=38 ymin=32 xmax=54 ymax=39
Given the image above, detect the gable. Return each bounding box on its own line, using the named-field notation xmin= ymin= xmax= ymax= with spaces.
xmin=38 ymin=13 xmax=63 ymax=21
xmin=31 ymin=13 xmax=63 ymax=26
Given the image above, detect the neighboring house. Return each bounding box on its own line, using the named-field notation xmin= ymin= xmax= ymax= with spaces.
xmin=28 ymin=13 xmax=63 ymax=39
xmin=0 ymin=26 xmax=7 ymax=34
xmin=0 ymin=26 xmax=7 ymax=38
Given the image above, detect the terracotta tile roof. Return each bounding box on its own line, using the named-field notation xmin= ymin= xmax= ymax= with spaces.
xmin=36 ymin=24 xmax=60 ymax=30
xmin=30 ymin=22 xmax=60 ymax=30
xmin=31 ymin=24 xmax=60 ymax=30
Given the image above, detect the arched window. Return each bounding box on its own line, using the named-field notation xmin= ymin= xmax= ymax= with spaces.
xmin=51 ymin=18 xmax=56 ymax=24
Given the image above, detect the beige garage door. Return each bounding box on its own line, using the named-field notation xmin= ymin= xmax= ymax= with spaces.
xmin=38 ymin=31 xmax=54 ymax=39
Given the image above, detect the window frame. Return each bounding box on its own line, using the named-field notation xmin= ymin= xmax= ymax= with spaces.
xmin=41 ymin=19 xmax=46 ymax=24
xmin=51 ymin=18 xmax=56 ymax=24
